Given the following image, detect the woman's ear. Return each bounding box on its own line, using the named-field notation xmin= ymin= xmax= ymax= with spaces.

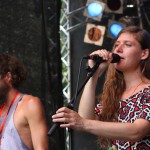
xmin=141 ymin=48 xmax=149 ymax=60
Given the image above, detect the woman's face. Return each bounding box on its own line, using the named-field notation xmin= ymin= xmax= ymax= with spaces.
xmin=113 ymin=32 xmax=147 ymax=73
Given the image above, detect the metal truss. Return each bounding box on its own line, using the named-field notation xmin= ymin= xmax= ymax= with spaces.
xmin=60 ymin=0 xmax=70 ymax=150
xmin=60 ymin=0 xmax=71 ymax=104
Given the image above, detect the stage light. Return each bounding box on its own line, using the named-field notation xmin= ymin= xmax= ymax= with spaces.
xmin=87 ymin=2 xmax=103 ymax=17
xmin=83 ymin=0 xmax=105 ymax=21
xmin=125 ymin=0 xmax=136 ymax=8
xmin=104 ymin=0 xmax=123 ymax=14
xmin=84 ymin=23 xmax=106 ymax=46
xmin=107 ymin=20 xmax=126 ymax=39
xmin=110 ymin=24 xmax=122 ymax=37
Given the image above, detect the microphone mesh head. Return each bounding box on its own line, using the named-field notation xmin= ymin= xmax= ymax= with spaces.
xmin=111 ymin=53 xmax=120 ymax=63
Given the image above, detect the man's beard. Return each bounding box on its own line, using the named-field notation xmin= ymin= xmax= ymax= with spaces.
xmin=0 ymin=80 xmax=9 ymax=107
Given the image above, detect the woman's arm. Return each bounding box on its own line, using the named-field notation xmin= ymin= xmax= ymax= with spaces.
xmin=78 ymin=50 xmax=112 ymax=119
xmin=78 ymin=75 xmax=99 ymax=119
xmin=83 ymin=118 xmax=150 ymax=141
xmin=52 ymin=107 xmax=150 ymax=142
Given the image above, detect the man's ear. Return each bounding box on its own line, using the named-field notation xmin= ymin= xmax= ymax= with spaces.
xmin=4 ymin=72 xmax=12 ymax=83
xmin=141 ymin=48 xmax=149 ymax=60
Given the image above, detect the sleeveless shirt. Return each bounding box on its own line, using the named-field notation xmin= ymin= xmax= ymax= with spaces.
xmin=0 ymin=94 xmax=31 ymax=150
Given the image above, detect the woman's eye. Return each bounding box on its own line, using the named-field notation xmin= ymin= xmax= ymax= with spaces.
xmin=114 ymin=44 xmax=118 ymax=48
xmin=125 ymin=43 xmax=132 ymax=47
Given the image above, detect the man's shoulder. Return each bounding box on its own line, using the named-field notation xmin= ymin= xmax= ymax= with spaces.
xmin=21 ymin=94 xmax=40 ymax=103
xmin=19 ymin=94 xmax=43 ymax=112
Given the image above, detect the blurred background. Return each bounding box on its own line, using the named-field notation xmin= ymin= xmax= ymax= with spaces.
xmin=0 ymin=0 xmax=150 ymax=150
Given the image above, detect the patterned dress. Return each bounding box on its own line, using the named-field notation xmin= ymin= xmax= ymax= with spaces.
xmin=95 ymin=86 xmax=150 ymax=150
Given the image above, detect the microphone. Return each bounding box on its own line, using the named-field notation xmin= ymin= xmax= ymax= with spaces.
xmin=83 ymin=53 xmax=120 ymax=63
xmin=48 ymin=123 xmax=59 ymax=135
xmin=48 ymin=103 xmax=73 ymax=136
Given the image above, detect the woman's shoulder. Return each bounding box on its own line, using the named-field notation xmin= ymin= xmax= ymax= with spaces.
xmin=142 ymin=84 xmax=150 ymax=95
xmin=138 ymin=80 xmax=150 ymax=92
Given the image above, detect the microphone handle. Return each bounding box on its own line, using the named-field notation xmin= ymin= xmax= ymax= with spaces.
xmin=48 ymin=122 xmax=59 ymax=136
xmin=48 ymin=103 xmax=73 ymax=136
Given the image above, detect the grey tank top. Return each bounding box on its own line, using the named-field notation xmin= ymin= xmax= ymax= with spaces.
xmin=0 ymin=94 xmax=31 ymax=150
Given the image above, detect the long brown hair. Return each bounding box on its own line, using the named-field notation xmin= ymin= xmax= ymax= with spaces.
xmin=97 ymin=26 xmax=150 ymax=149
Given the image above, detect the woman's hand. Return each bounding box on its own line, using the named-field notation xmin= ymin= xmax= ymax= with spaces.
xmin=52 ymin=107 xmax=86 ymax=131
xmin=88 ymin=49 xmax=113 ymax=77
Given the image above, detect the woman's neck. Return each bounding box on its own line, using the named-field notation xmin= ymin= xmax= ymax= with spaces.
xmin=123 ymin=70 xmax=144 ymax=89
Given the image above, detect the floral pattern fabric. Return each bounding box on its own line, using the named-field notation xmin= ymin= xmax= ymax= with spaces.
xmin=95 ymin=86 xmax=150 ymax=150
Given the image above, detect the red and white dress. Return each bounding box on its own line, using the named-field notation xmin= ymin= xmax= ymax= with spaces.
xmin=95 ymin=86 xmax=150 ymax=150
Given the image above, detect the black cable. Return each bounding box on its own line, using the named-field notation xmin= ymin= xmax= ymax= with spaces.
xmin=72 ymin=57 xmax=84 ymax=106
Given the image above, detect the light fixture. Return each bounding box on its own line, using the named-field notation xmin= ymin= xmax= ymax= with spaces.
xmin=107 ymin=19 xmax=126 ymax=39
xmin=83 ymin=0 xmax=105 ymax=21
xmin=125 ymin=0 xmax=136 ymax=8
xmin=104 ymin=0 xmax=123 ymax=14
xmin=84 ymin=23 xmax=106 ymax=46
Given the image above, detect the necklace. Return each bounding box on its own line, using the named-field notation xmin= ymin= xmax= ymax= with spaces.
xmin=126 ymin=81 xmax=143 ymax=97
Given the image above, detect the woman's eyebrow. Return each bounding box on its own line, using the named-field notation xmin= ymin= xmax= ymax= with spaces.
xmin=115 ymin=40 xmax=132 ymax=43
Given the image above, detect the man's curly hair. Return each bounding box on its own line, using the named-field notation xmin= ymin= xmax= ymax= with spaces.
xmin=0 ymin=54 xmax=27 ymax=88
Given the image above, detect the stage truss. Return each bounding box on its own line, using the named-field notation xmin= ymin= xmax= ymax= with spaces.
xmin=60 ymin=0 xmax=71 ymax=105
xmin=60 ymin=0 xmax=70 ymax=149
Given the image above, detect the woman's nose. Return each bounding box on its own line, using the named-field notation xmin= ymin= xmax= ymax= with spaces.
xmin=114 ymin=44 xmax=123 ymax=53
